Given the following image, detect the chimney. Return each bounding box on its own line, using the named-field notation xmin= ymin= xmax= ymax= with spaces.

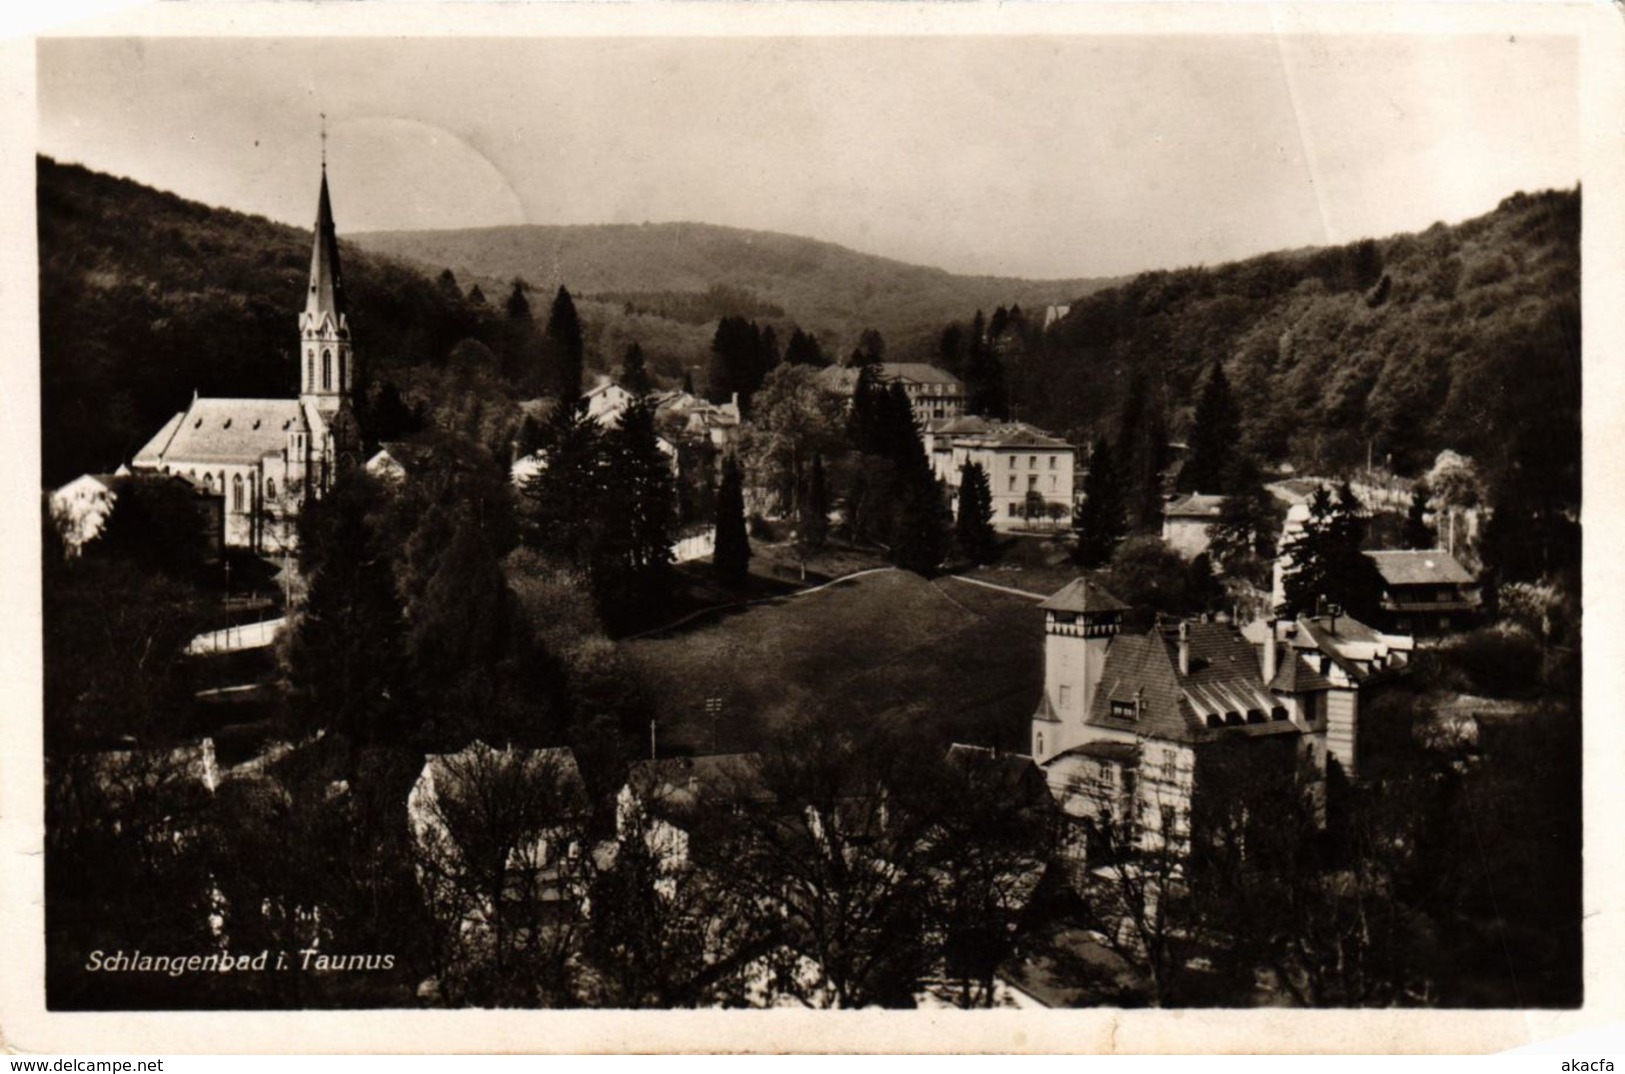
xmin=1262 ymin=619 xmax=1278 ymax=684
xmin=1327 ymin=603 xmax=1342 ymax=635
xmin=1177 ymin=620 xmax=1191 ymax=676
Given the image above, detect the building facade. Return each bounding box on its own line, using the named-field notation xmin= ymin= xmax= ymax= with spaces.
xmin=924 ymin=416 xmax=1076 ymax=530
xmin=1030 ymin=577 xmax=1412 ymax=866
xmin=131 ymin=166 xmax=361 ymax=552
xmin=1364 ymin=549 xmax=1483 ymax=638
xmin=1161 ymin=493 xmax=1228 ymax=559
xmin=818 ymin=362 xmax=966 ymax=427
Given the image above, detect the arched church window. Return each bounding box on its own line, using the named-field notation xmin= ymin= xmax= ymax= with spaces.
xmin=1036 ymin=732 xmax=1045 ymax=756
xmin=322 ymin=350 xmax=333 ymax=391
xmin=307 ymin=350 xmax=314 ymax=388
xmin=232 ymin=474 xmax=244 ymax=513
xmin=266 ymin=477 xmax=277 ymax=500
xmin=203 ymin=473 xmax=214 ymax=492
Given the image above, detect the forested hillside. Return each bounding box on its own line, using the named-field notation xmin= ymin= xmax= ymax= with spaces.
xmin=1021 ymin=189 xmax=1578 ymax=483
xmin=352 ymin=222 xmax=1111 ymax=365
xmin=38 ymin=157 xmax=477 ymax=484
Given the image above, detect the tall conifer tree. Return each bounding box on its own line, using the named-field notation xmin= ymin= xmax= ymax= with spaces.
xmin=1074 ymin=437 xmax=1125 ymax=567
xmin=955 ymin=461 xmax=998 ymax=565
xmin=544 ymin=285 xmax=585 ymax=404
xmin=1180 ymin=361 xmax=1243 ymax=494
xmin=713 ymin=455 xmax=751 ymax=589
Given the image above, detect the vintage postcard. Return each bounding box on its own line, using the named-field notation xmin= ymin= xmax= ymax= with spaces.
xmin=2 ymin=0 xmax=1621 ymax=1054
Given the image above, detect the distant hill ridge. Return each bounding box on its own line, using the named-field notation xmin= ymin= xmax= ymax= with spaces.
xmin=350 ymin=221 xmax=1112 ymax=353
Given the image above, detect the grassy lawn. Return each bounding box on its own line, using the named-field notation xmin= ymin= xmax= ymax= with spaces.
xmin=623 ymin=568 xmax=1058 ymax=755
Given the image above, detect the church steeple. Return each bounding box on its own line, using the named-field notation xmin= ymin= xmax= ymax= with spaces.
xmin=305 ymin=167 xmax=346 ymax=325
xmin=299 ymin=150 xmax=353 ymax=409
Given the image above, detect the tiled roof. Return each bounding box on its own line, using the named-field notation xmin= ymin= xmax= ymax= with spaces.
xmin=925 ymin=415 xmax=994 ymax=436
xmin=139 ymin=398 xmax=305 ymax=466
xmin=1164 ymin=493 xmax=1228 ymax=518
xmin=880 ymin=362 xmax=962 ymax=388
xmin=1365 ymin=549 xmax=1475 ymax=586
xmin=1054 ymin=740 xmax=1140 ymax=765
xmin=978 ymin=422 xmax=1071 ymax=449
xmin=1270 ymin=651 xmax=1334 ymax=693
xmin=1087 ymin=622 xmax=1297 ymax=743
xmin=131 ymin=411 xmax=186 ymax=468
xmin=1040 ymin=577 xmax=1129 ymax=614
xmin=816 ymin=363 xmax=963 ymax=392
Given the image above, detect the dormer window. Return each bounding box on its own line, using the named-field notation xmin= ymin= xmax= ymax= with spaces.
xmin=1110 ymin=699 xmax=1137 ymax=720
xmin=1271 ymin=706 xmax=1289 ymax=721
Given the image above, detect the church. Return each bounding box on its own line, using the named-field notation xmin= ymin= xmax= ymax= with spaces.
xmin=132 ymin=164 xmax=362 ymax=552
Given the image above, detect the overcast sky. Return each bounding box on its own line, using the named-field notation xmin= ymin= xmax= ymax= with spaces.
xmin=37 ymin=32 xmax=1577 ymax=279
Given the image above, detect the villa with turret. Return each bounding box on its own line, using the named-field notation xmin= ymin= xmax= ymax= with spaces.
xmin=1030 ymin=576 xmax=1412 ymax=865
xmin=131 ymin=164 xmax=362 ymax=552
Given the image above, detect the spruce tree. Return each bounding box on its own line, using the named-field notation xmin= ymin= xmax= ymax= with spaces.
xmin=505 ymin=278 xmax=533 ymax=321
xmin=544 ymin=286 xmax=585 ymax=405
xmin=802 ymin=452 xmax=830 ymax=549
xmin=519 ymin=400 xmax=605 ymax=566
xmin=285 ymin=471 xmax=409 ymax=748
xmin=856 ymin=328 xmax=887 ymax=365
xmin=1403 ymin=483 xmax=1435 ymax=549
xmin=893 ymin=460 xmax=951 ymax=576
xmin=955 ymin=461 xmax=998 ymax=565
xmin=713 ymin=455 xmax=751 ymax=589
xmin=760 ymin=325 xmax=781 ymax=374
xmin=848 ymin=365 xmax=886 ymax=456
xmin=436 ymin=268 xmax=463 ymax=302
xmin=1074 ymin=437 xmax=1125 ymax=568
xmin=621 ymin=342 xmax=652 ymax=396
xmin=785 ymin=328 xmax=826 ymax=367
xmin=1180 ymin=361 xmax=1242 ymax=494
xmin=1116 ymin=370 xmax=1169 ymax=533
xmin=1279 ymin=483 xmax=1383 ymax=621
xmin=599 ymin=398 xmax=677 ymax=627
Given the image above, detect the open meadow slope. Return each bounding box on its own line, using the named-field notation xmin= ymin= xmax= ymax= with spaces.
xmin=623 ymin=569 xmax=1048 ymax=755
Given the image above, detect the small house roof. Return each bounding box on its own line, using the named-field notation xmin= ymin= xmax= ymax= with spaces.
xmin=1051 ymin=740 xmax=1140 ymax=766
xmin=1365 ymin=549 xmax=1476 ymax=586
xmin=1164 ymin=493 xmax=1228 ymax=519
xmin=1040 ymin=577 xmax=1129 ymax=614
xmin=880 ymin=362 xmax=962 ymax=388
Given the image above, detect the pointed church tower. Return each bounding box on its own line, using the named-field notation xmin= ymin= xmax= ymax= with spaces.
xmin=299 ymin=164 xmax=353 ymax=413
xmin=1031 ymin=577 xmax=1126 ymax=763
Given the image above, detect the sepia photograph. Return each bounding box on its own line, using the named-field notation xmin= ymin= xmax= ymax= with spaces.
xmin=8 ymin=0 xmax=1618 ymax=1052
